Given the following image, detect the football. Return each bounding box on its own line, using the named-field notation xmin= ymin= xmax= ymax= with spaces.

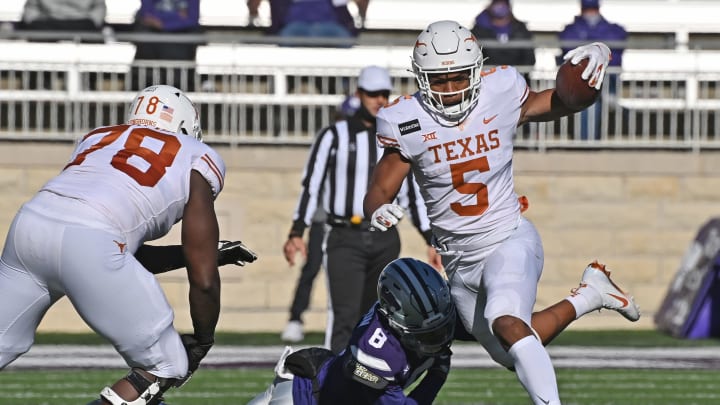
xmin=555 ymin=58 xmax=600 ymax=110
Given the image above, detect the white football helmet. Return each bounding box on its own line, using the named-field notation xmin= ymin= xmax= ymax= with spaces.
xmin=127 ymin=85 xmax=202 ymax=141
xmin=411 ymin=20 xmax=484 ymax=122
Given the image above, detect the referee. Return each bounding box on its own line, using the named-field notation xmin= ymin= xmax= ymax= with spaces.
xmin=283 ymin=65 xmax=441 ymax=353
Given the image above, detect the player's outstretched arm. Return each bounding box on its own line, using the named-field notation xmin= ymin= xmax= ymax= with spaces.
xmin=520 ymin=42 xmax=611 ymax=125
xmin=407 ymin=351 xmax=451 ymax=404
xmin=136 ymin=240 xmax=258 ymax=274
xmin=217 ymin=240 xmax=258 ymax=266
xmin=364 ymin=148 xmax=411 ymax=230
xmin=135 ymin=245 xmax=186 ymax=274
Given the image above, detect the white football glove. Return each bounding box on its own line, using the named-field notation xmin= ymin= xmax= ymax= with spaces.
xmin=562 ymin=42 xmax=611 ymax=90
xmin=370 ymin=204 xmax=405 ymax=231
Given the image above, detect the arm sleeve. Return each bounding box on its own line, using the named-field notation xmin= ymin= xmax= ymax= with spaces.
xmin=135 ymin=244 xmax=186 ymax=274
xmin=406 ymin=354 xmax=450 ymax=405
xmin=136 ymin=241 xmax=248 ymax=274
xmin=405 ymin=371 xmax=448 ymax=405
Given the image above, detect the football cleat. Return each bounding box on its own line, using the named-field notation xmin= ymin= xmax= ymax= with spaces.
xmin=571 ymin=261 xmax=641 ymax=322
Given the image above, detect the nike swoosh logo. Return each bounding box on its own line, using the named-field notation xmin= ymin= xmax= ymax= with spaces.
xmin=483 ymin=114 xmax=498 ymax=124
xmin=536 ymin=395 xmax=550 ymax=404
xmin=608 ymin=293 xmax=629 ymax=307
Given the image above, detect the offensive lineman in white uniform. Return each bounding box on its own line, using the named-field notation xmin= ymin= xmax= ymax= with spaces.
xmin=0 ymin=85 xmax=225 ymax=405
xmin=364 ymin=21 xmax=640 ymax=404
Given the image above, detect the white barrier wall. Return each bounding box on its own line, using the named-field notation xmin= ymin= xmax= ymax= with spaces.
xmin=2 ymin=41 xmax=719 ymax=148
xmin=3 ymin=143 xmax=720 ymax=333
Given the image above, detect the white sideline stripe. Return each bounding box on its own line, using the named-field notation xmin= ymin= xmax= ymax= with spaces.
xmin=7 ymin=345 xmax=720 ymax=370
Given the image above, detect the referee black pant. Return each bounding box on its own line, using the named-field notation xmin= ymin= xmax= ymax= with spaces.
xmin=288 ymin=220 xmax=325 ymax=322
xmin=324 ymin=226 xmax=401 ymax=353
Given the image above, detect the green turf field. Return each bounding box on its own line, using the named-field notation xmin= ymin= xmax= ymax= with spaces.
xmin=30 ymin=329 xmax=720 ymax=347
xmin=2 ymin=367 xmax=720 ymax=405
xmin=2 ymin=331 xmax=718 ymax=404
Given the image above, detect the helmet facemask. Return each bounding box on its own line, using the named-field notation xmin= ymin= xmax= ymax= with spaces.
xmin=393 ymin=305 xmax=456 ymax=356
xmin=411 ymin=20 xmax=484 ymax=122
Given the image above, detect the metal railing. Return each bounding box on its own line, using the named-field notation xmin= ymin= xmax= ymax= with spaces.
xmin=1 ymin=40 xmax=719 ymax=150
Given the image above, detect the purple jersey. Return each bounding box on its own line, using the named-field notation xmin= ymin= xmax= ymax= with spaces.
xmin=137 ymin=0 xmax=200 ymax=32
xmin=292 ymin=304 xmax=448 ymax=405
xmin=266 ymin=0 xmax=358 ymax=36
xmin=285 ymin=0 xmax=336 ymax=24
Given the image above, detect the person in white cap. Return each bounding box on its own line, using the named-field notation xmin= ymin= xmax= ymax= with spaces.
xmin=282 ymin=65 xmax=441 ymax=352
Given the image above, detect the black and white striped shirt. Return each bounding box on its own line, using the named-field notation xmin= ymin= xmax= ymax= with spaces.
xmin=290 ymin=116 xmax=432 ymax=242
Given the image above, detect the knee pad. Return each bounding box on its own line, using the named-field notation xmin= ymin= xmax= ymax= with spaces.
xmin=120 ymin=326 xmax=188 ymax=379
xmin=99 ymin=369 xmax=174 ymax=405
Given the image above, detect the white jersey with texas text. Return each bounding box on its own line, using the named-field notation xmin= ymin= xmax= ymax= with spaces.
xmin=39 ymin=124 xmax=225 ymax=251
xmin=376 ymin=66 xmax=528 ymax=241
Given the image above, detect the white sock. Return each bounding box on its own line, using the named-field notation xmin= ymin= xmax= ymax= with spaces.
xmin=508 ymin=335 xmax=561 ymax=405
xmin=566 ymin=284 xmax=601 ymax=319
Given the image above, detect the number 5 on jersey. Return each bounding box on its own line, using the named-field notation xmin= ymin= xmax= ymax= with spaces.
xmin=450 ymin=155 xmax=490 ymax=216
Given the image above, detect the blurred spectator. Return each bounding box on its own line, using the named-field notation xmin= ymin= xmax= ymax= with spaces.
xmin=19 ymin=0 xmax=107 ymax=37
xmin=18 ymin=0 xmax=110 ymax=89
xmin=247 ymin=0 xmax=369 ymax=47
xmin=131 ymin=0 xmax=203 ymax=91
xmin=471 ymin=0 xmax=535 ymax=75
xmin=559 ymin=0 xmax=626 ymax=64
xmin=559 ymin=0 xmax=627 ymax=140
xmin=251 ymin=0 xmax=369 ymax=131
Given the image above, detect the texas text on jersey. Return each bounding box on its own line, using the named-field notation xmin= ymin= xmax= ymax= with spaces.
xmin=376 ymin=65 xmax=528 ymax=242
